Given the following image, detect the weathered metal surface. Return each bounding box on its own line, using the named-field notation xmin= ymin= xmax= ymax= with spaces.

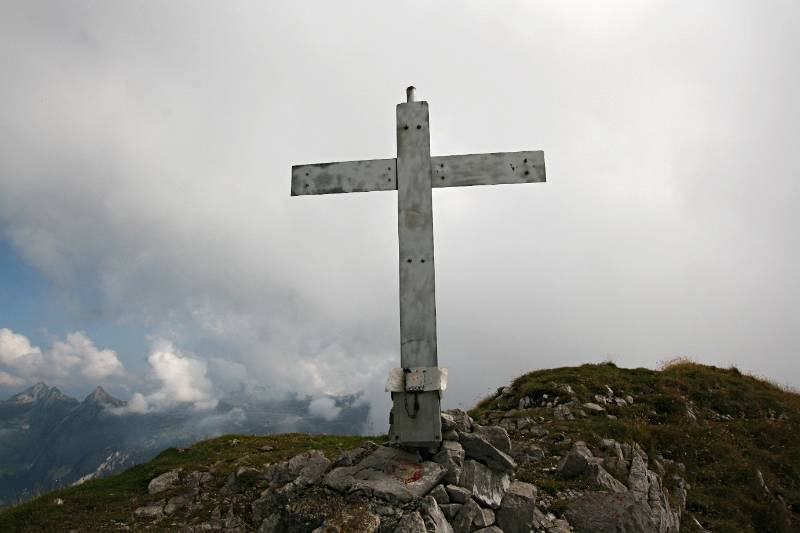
xmin=291 ymin=158 xmax=396 ymax=196
xmin=390 ymin=100 xmax=442 ymax=446
xmin=431 ymin=150 xmax=545 ymax=188
xmin=386 ymin=367 xmax=448 ymax=392
xmin=390 ymin=390 xmax=441 ymax=447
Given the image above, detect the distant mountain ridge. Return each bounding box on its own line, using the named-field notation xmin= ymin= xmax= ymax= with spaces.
xmin=0 ymin=383 xmax=369 ymax=508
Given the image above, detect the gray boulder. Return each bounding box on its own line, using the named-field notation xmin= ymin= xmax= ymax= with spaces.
xmin=628 ymin=453 xmax=650 ymax=501
xmin=458 ymin=459 xmax=510 ymax=509
xmin=148 ymin=468 xmax=182 ymax=494
xmin=565 ymin=492 xmax=657 ymax=533
xmin=433 ymin=440 xmax=465 ymax=485
xmin=451 ymin=498 xmax=482 ymax=533
xmin=440 ymin=503 xmax=462 ymax=520
xmin=554 ymin=404 xmax=575 ymax=421
xmin=134 ymin=503 xmax=164 ymax=519
xmin=429 ymin=484 xmax=450 ymax=504
xmin=421 ymin=495 xmax=455 ymax=533
xmin=442 ymin=409 xmax=473 ymax=433
xmin=496 ymin=480 xmax=537 ymax=533
xmin=583 ymin=402 xmax=605 ymax=413
xmin=472 ymin=425 xmax=512 ymax=454
xmin=258 ymin=513 xmax=281 ymax=533
xmin=459 ymin=432 xmax=516 ymax=473
xmin=589 ymin=463 xmax=628 ymax=493
xmin=445 ymin=484 xmax=472 ymax=504
xmin=473 ymin=507 xmax=495 ymax=527
xmin=555 ymin=442 xmax=593 ymax=479
xmin=395 ymin=511 xmax=427 ymax=533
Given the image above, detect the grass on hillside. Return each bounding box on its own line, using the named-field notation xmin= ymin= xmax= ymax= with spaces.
xmin=0 ymin=433 xmax=381 ymax=533
xmin=470 ymin=361 xmax=800 ymax=533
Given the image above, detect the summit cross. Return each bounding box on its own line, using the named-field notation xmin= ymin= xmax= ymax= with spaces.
xmin=291 ymin=87 xmax=546 ymax=446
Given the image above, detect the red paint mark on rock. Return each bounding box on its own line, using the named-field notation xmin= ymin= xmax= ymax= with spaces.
xmin=394 ymin=459 xmax=424 ymax=484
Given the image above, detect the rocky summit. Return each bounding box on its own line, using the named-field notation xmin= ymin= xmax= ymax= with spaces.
xmin=0 ymin=361 xmax=798 ymax=532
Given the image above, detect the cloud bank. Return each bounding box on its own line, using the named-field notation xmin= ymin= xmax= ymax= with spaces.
xmin=124 ymin=339 xmax=218 ymax=413
xmin=0 ymin=2 xmax=798 ymax=430
xmin=0 ymin=328 xmax=125 ymax=385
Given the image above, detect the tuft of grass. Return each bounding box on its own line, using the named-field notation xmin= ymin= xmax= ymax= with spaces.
xmin=471 ymin=362 xmax=800 ymax=533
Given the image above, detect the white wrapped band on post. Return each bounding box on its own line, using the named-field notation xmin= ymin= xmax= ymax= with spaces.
xmin=386 ymin=367 xmax=448 ymax=393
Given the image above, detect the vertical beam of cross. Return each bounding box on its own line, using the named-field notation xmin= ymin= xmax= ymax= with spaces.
xmin=391 ymin=94 xmax=442 ymax=445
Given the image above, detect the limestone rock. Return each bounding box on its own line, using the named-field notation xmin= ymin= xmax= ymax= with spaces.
xmin=496 ymin=480 xmax=537 ymax=533
xmin=325 ymin=446 xmax=447 ymax=503
xmin=395 ymin=511 xmax=427 ymax=533
xmin=582 ymin=402 xmax=605 ymax=413
xmin=511 ymin=442 xmax=546 ymax=465
xmin=134 ymin=503 xmax=164 ymax=519
xmin=443 ymin=430 xmax=460 ymax=441
xmin=311 ymin=501 xmax=381 ymax=533
xmin=421 ymin=495 xmax=455 ymax=533
xmin=445 ymin=484 xmax=472 ymax=504
xmin=554 ymin=404 xmax=575 ymax=421
xmin=441 ymin=409 xmax=473 ymax=433
xmin=451 ymin=498 xmax=482 ymax=533
xmin=472 ymin=425 xmax=512 ymax=454
xmin=430 ymin=484 xmax=450 ymax=504
xmin=458 ymin=459 xmax=510 ymax=509
xmin=472 ymin=527 xmax=503 ymax=533
xmin=555 ymin=442 xmax=593 ymax=479
xmin=459 ymin=432 xmax=515 ymax=473
xmin=148 ymin=468 xmax=182 ymax=495
xmin=473 ymin=507 xmax=495 ymax=527
xmin=628 ymin=453 xmax=650 ymax=501
xmin=433 ymin=440 xmax=465 ymax=485
xmin=440 ymin=503 xmax=462 ymax=520
xmin=332 ymin=446 xmax=373 ymax=468
xmin=163 ymin=492 xmax=192 ymax=515
xmin=258 ymin=513 xmax=281 ymax=533
xmin=284 ymin=449 xmax=331 ymax=491
xmin=565 ymin=492 xmax=657 ymax=533
xmin=589 ymin=463 xmax=628 ymax=493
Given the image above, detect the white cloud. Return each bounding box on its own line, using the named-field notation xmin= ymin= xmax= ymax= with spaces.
xmin=0 ymin=328 xmax=44 ymax=376
xmin=0 ymin=371 xmax=25 ymax=387
xmin=51 ymin=332 xmax=125 ymax=381
xmin=117 ymin=339 xmax=218 ymax=413
xmin=0 ymin=328 xmax=125 ymax=386
xmin=308 ymin=397 xmax=341 ymax=421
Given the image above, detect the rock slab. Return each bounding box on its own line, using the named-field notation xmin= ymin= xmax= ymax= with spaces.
xmin=325 ymin=446 xmax=447 ymax=503
xmin=458 ymin=459 xmax=510 ymax=509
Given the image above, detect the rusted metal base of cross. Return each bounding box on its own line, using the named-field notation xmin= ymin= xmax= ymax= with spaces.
xmin=386 ymin=367 xmax=447 ymax=447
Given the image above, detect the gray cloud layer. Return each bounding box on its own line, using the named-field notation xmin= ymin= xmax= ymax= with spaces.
xmin=1 ymin=1 xmax=798 ymax=430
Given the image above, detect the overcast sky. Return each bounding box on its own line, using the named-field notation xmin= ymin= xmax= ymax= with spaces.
xmin=1 ymin=1 xmax=798 ymax=431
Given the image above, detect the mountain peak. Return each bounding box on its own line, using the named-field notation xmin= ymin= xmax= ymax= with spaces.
xmin=8 ymin=382 xmax=56 ymax=404
xmin=83 ymin=386 xmax=125 ymax=408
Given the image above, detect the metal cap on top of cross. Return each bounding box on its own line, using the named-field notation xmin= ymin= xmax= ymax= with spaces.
xmin=291 ymin=87 xmax=546 ymax=446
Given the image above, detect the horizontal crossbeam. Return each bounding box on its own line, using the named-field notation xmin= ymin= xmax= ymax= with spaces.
xmin=291 ymin=150 xmax=545 ymax=196
xmin=291 ymin=158 xmax=396 ymax=196
xmin=432 ymin=150 xmax=545 ymax=189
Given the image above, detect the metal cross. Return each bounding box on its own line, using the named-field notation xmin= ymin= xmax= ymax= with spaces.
xmin=291 ymin=87 xmax=546 ymax=446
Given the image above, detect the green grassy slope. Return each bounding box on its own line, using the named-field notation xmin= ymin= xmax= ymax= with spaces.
xmin=0 ymin=361 xmax=797 ymax=532
xmin=470 ymin=361 xmax=800 ymax=532
xmin=0 ymin=433 xmax=378 ymax=532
